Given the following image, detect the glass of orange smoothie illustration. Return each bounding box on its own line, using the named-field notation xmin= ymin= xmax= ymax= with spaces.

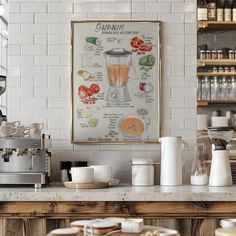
xmin=104 ymin=48 xmax=133 ymax=102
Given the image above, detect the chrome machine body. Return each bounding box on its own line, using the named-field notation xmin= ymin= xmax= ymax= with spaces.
xmin=0 ymin=136 xmax=51 ymax=188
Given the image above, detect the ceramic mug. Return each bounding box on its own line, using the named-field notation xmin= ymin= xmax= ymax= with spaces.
xmin=90 ymin=165 xmax=112 ymax=183
xmin=71 ymin=167 xmax=94 ymax=183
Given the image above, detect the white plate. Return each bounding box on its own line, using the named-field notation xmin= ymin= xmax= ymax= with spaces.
xmin=92 ymin=220 xmax=117 ymax=229
xmin=50 ymin=228 xmax=80 ymax=235
xmin=71 ymin=220 xmax=92 ymax=227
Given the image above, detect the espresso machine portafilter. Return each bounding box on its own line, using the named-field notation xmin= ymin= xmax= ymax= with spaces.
xmin=0 ymin=134 xmax=52 ymax=189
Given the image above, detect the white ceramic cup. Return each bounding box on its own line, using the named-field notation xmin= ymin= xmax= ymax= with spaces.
xmin=220 ymin=219 xmax=236 ymax=229
xmin=90 ymin=165 xmax=112 ymax=183
xmin=71 ymin=167 xmax=94 ymax=183
xmin=211 ymin=116 xmax=228 ymax=127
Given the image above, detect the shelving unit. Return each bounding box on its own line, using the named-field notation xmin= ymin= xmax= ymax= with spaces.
xmin=197 ymin=100 xmax=236 ymax=107
xmin=198 ymin=21 xmax=236 ymax=31
xmin=197 ymin=72 xmax=236 ymax=76
xmin=197 ymin=59 xmax=236 ymax=67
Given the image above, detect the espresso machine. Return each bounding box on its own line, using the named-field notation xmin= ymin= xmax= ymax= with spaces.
xmin=0 ymin=135 xmax=51 ymax=188
xmin=104 ymin=48 xmax=132 ymax=102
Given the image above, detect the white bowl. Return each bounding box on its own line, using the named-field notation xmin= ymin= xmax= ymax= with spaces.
xmin=220 ymin=219 xmax=236 ymax=229
xmin=90 ymin=165 xmax=112 ymax=183
xmin=211 ymin=116 xmax=228 ymax=127
xmin=71 ymin=167 xmax=94 ymax=183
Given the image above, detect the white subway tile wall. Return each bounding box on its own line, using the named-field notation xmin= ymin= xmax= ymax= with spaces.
xmin=8 ymin=0 xmax=197 ymax=183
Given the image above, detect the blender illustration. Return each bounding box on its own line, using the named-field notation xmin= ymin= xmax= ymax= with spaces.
xmin=104 ymin=48 xmax=134 ymax=102
xmin=208 ymin=127 xmax=234 ymax=187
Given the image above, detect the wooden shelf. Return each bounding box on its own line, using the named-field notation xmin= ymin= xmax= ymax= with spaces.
xmin=197 ymin=72 xmax=236 ymax=77
xmin=197 ymin=59 xmax=236 ymax=67
xmin=198 ymin=21 xmax=236 ymax=30
xmin=197 ymin=100 xmax=236 ymax=107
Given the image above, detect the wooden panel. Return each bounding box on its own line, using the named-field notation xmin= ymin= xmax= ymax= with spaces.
xmin=144 ymin=218 xmax=222 ymax=236
xmin=0 ymin=219 xmax=5 ymax=236
xmin=191 ymin=219 xmax=220 ymax=236
xmin=22 ymin=219 xmax=46 ymax=236
xmin=5 ymin=219 xmax=23 ymax=236
xmin=1 ymin=202 xmax=236 ymax=218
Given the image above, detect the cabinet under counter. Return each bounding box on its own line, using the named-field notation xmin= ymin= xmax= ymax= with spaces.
xmin=0 ymin=183 xmax=236 ymax=236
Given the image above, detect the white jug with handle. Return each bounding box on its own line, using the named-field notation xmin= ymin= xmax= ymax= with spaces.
xmin=159 ymin=136 xmax=187 ymax=186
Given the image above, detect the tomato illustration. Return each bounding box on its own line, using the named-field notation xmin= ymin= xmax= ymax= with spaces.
xmin=130 ymin=37 xmax=144 ymax=49
xmin=78 ymin=89 xmax=87 ymax=99
xmin=90 ymin=84 xmax=100 ymax=93
xmin=78 ymin=85 xmax=87 ymax=92
xmin=86 ymin=88 xmax=94 ymax=97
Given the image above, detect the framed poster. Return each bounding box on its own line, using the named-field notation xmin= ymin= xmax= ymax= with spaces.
xmin=71 ymin=21 xmax=161 ymax=144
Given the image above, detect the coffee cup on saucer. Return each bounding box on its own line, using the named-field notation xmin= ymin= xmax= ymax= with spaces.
xmin=0 ymin=122 xmax=18 ymax=137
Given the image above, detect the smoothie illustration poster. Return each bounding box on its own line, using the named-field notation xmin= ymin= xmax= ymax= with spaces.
xmin=71 ymin=21 xmax=161 ymax=143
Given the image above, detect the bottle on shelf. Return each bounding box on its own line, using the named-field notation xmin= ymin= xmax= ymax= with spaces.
xmin=233 ymin=0 xmax=236 ymax=21
xmin=208 ymin=0 xmax=217 ymax=20
xmin=217 ymin=0 xmax=224 ymax=21
xmin=224 ymin=0 xmax=232 ymax=21
xmin=198 ymin=0 xmax=208 ymax=21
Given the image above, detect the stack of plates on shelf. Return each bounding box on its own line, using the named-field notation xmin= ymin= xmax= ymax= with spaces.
xmin=70 ymin=219 xmax=124 ymax=236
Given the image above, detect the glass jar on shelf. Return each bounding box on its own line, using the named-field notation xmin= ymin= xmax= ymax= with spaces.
xmin=211 ymin=76 xmax=220 ymax=100
xmin=197 ymin=77 xmax=202 ymax=101
xmin=191 ymin=143 xmax=209 ymax=186
xmin=202 ymin=76 xmax=211 ymax=100
xmin=230 ymin=76 xmax=236 ymax=100
xmin=221 ymin=77 xmax=228 ymax=100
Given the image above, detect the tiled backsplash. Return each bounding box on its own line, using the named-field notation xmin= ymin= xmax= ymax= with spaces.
xmin=8 ymin=0 xmax=197 ymax=182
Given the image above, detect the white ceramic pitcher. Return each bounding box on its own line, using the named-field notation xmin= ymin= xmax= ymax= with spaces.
xmin=159 ymin=136 xmax=187 ymax=186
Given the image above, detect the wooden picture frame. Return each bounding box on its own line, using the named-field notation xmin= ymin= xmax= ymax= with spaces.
xmin=71 ymin=21 xmax=161 ymax=144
